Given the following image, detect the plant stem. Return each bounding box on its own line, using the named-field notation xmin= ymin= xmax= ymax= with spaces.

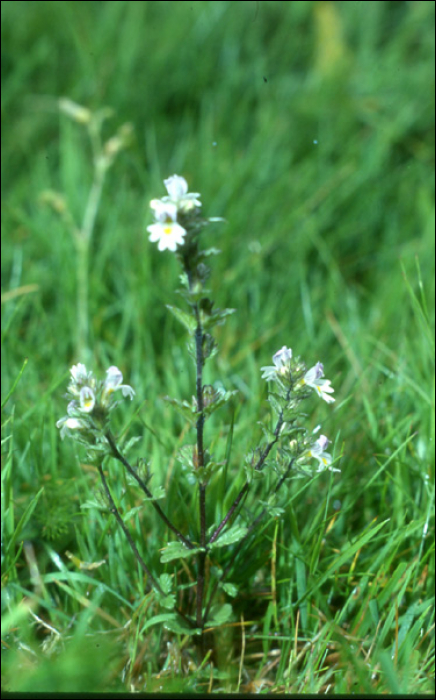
xmin=97 ymin=463 xmax=164 ymax=594
xmin=194 ymin=308 xmax=207 ymax=630
xmin=98 ymin=462 xmax=198 ymax=630
xmin=183 ymin=253 xmax=206 ymax=628
xmin=105 ymin=431 xmax=195 ymax=549
xmin=208 ymin=399 xmax=289 ymax=546
xmin=184 ymin=261 xmax=209 ymax=632
xmin=204 ymin=458 xmax=295 ymax=623
xmin=208 ymin=482 xmax=249 ymax=546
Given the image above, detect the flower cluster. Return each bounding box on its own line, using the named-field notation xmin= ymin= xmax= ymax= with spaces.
xmin=57 ymin=364 xmax=135 ymax=439
xmin=147 ymin=175 xmax=201 ymax=252
xmin=261 ymin=345 xmax=335 ymax=403
xmin=261 ymin=345 xmax=337 ymax=473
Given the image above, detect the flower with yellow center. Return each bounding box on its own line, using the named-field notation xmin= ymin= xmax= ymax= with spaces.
xmin=301 ymin=362 xmax=335 ymax=403
xmin=162 ymin=174 xmax=201 ymax=212
xmin=147 ymin=200 xmax=187 ymax=252
xmin=299 ymin=435 xmax=339 ymax=473
xmin=101 ymin=366 xmax=135 ymax=407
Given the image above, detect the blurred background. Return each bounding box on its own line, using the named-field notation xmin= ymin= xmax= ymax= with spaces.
xmin=2 ymin=0 xmax=434 ymax=497
xmin=2 ymin=1 xmax=434 ymax=368
xmin=1 ymin=0 xmax=435 ymax=692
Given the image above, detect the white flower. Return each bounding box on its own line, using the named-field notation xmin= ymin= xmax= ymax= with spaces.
xmin=149 ymin=199 xmax=176 ymax=218
xmin=66 ymin=365 xmax=96 ymax=412
xmin=58 ymin=366 xmax=135 ymax=441
xmin=70 ymin=363 xmax=89 ymax=384
xmin=101 ymin=366 xmax=135 ymax=406
xmin=303 ymin=435 xmax=339 ymax=473
xmin=147 ymin=200 xmax=187 ymax=251
xmin=164 ymin=175 xmax=189 ymax=199
xmin=56 ymin=416 xmax=86 ymax=439
xmin=162 ymin=174 xmax=201 ymax=212
xmin=56 ymin=401 xmax=87 ymax=439
xmin=261 ymin=345 xmax=293 ymax=380
xmin=68 ymin=364 xmax=96 ymax=400
xmin=79 ymin=386 xmax=96 ymax=413
xmin=302 ymin=362 xmax=335 ymax=403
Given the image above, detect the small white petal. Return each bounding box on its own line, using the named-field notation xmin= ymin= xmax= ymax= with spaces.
xmin=273 ymin=346 xmax=293 ymax=368
xmin=105 ymin=366 xmax=123 ymax=390
xmin=150 ymin=199 xmax=178 ymax=222
xmin=164 ymin=175 xmax=188 ymax=199
xmin=120 ymin=385 xmax=135 ymax=400
xmin=70 ymin=363 xmax=89 ymax=383
xmin=161 ymin=174 xmax=201 ymax=212
xmin=56 ymin=415 xmax=85 ymax=439
xmin=261 ymin=346 xmax=293 ymax=380
xmin=260 ymin=365 xmax=278 ymax=380
xmin=102 ymin=367 xmax=135 ymax=405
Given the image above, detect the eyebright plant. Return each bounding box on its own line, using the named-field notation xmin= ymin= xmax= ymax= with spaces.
xmin=58 ymin=173 xmax=339 ymax=649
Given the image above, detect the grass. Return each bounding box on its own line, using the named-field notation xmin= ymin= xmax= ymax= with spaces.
xmin=1 ymin=0 xmax=435 ymax=693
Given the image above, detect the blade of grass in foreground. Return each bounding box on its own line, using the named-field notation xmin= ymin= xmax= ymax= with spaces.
xmin=295 ymin=517 xmax=391 ymax=606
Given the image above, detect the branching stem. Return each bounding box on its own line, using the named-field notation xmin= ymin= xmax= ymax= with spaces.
xmin=204 ymin=457 xmax=295 ymax=622
xmin=97 ymin=463 xmax=163 ymax=594
xmin=208 ymin=390 xmax=290 ymax=546
xmin=98 ymin=462 xmax=197 ymax=630
xmin=105 ymin=431 xmax=195 ymax=549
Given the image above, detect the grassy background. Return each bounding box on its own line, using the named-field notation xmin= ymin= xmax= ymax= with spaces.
xmin=1 ymin=0 xmax=435 ymax=693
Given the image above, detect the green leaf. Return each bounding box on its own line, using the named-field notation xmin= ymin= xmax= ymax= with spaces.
xmin=209 ymin=524 xmax=248 ymax=549
xmin=281 ymin=409 xmax=299 ymax=425
xmin=267 ymin=391 xmax=284 ymax=416
xmin=212 ymin=307 xmax=236 ymax=322
xmin=140 ymin=612 xmax=178 ymax=634
xmin=203 ymin=388 xmax=238 ymax=417
xmin=191 ymin=460 xmax=225 ymax=484
xmin=143 ymin=484 xmax=166 ymax=501
xmin=257 ymin=421 xmax=276 ymax=442
xmin=202 ymin=307 xmax=236 ymax=330
xmin=81 ymin=498 xmax=110 ymax=514
xmin=164 ymin=396 xmax=197 ymax=424
xmin=176 ymin=446 xmax=224 ymax=483
xmin=295 ymin=551 xmax=308 ymax=630
xmin=166 ymin=304 xmax=197 ymax=333
xmin=207 ymin=603 xmax=233 ymax=627
xmin=160 ymin=541 xmax=203 ymax=563
xmin=5 ymin=487 xmax=44 ymax=554
xmin=176 ymin=444 xmax=196 ymax=469
xmin=182 ymin=286 xmax=212 ymax=305
xmin=2 ymin=358 xmax=28 ymax=410
xmin=163 ymin=619 xmax=201 ymax=635
xmin=244 ymin=452 xmax=267 ymax=482
xmin=202 ymin=333 xmax=218 ymax=360
xmin=258 ymin=499 xmax=285 ymax=518
xmin=159 ymin=573 xmax=173 ymax=594
xmin=121 ymin=505 xmax=144 ymax=522
xmin=297 ymin=518 xmax=391 ymax=605
xmin=159 ymin=594 xmax=176 ymax=610
xmin=121 ymin=436 xmax=142 ymax=453
xmin=222 ymin=582 xmax=239 ymax=597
